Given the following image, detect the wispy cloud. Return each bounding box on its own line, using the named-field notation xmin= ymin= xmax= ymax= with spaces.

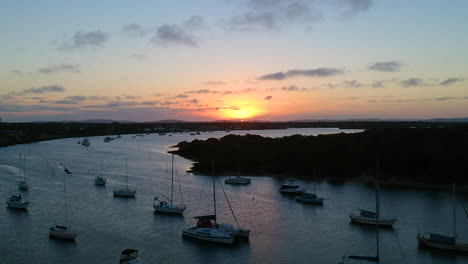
xmin=264 ymin=95 xmax=273 ymax=100
xmin=203 ymin=81 xmax=226 ymax=85
xmin=4 ymin=85 xmax=66 ymax=97
xmin=59 ymin=30 xmax=108 ymax=50
xmin=121 ymin=24 xmax=147 ymax=37
xmin=151 ymin=16 xmax=204 ymax=47
xmin=400 ymin=78 xmax=428 ymax=87
xmin=440 ymin=77 xmax=463 ymax=86
xmin=368 ymin=61 xmax=403 ymax=72
xmin=342 ymin=80 xmax=364 ymax=88
xmin=38 ymin=64 xmax=81 ymax=74
xmin=258 ymin=67 xmax=345 ymax=80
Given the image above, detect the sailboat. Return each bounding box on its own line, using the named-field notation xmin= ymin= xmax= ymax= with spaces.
xmin=49 ymin=163 xmax=77 ymax=240
xmin=154 ymin=154 xmax=185 ymax=214
xmin=339 ymin=160 xmax=382 ymax=264
xmin=417 ymin=181 xmax=468 ymax=251
xmin=182 ymin=161 xmax=235 ymax=244
xmin=349 ymin=161 xmax=397 ymax=227
xmin=18 ymin=153 xmax=28 ymax=191
xmin=225 ymin=165 xmax=251 ymax=185
xmin=113 ymin=158 xmax=136 ymax=197
xmin=296 ymin=180 xmax=324 ymax=205
xmin=6 ymin=193 xmax=29 ymax=209
xmin=120 ymin=249 xmax=142 ymax=264
xmin=95 ymin=155 xmax=106 ymax=186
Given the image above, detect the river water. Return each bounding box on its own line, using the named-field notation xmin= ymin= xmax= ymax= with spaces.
xmin=1 ymin=128 xmax=467 ymax=264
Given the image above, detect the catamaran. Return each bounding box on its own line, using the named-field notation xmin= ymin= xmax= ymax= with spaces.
xmin=154 ymin=155 xmax=185 ymax=214
xmin=182 ymin=161 xmax=235 ymax=244
xmin=95 ymin=155 xmax=106 ymax=186
xmin=113 ymin=158 xmax=136 ymax=197
xmin=417 ymin=181 xmax=468 ymax=252
xmin=49 ymin=163 xmax=77 ymax=240
xmin=279 ymin=179 xmax=305 ymax=194
xmin=349 ymin=161 xmax=397 ymax=227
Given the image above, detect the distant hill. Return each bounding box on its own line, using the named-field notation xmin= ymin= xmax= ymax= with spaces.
xmin=146 ymin=119 xmax=187 ymax=123
xmin=79 ymin=119 xmax=135 ymax=123
xmin=423 ymin=117 xmax=468 ymax=123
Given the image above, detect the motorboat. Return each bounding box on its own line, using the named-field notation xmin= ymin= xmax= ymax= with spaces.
xmin=279 ymin=180 xmax=305 ymax=194
xmin=120 ymin=249 xmax=142 ymax=264
xmin=225 ymin=176 xmax=251 ymax=185
xmin=6 ymin=194 xmax=29 ymax=209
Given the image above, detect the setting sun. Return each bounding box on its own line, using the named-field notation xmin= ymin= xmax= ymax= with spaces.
xmin=220 ymin=106 xmax=258 ymax=120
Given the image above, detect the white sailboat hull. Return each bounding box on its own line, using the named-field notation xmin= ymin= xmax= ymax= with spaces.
xmin=153 ymin=204 xmax=185 ymax=214
xmin=417 ymin=236 xmax=468 ymax=252
xmin=349 ymin=215 xmax=397 ymax=226
xmin=218 ymin=223 xmax=250 ymax=238
xmin=182 ymin=228 xmax=234 ymax=244
xmin=296 ymin=196 xmax=324 ymax=204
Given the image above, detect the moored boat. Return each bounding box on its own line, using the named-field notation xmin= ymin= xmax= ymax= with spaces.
xmin=6 ymin=194 xmax=29 ymax=209
xmin=225 ymin=176 xmax=251 ymax=185
xmin=120 ymin=248 xmax=142 ymax=264
xmin=279 ymin=180 xmax=305 ymax=194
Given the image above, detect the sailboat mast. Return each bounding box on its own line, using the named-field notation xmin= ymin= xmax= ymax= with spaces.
xmin=125 ymin=158 xmax=128 ymax=189
xmin=101 ymin=154 xmax=104 ymax=178
xmin=64 ymin=168 xmax=68 ymax=226
xmin=453 ymin=181 xmax=456 ymax=241
xmin=376 ymin=159 xmax=380 ymax=263
xmin=212 ymin=160 xmax=216 ymax=224
xmin=170 ymin=154 xmax=174 ymax=205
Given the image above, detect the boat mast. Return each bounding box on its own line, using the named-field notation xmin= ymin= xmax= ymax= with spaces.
xmin=314 ymin=169 xmax=317 ymax=195
xmin=125 ymin=158 xmax=128 ymax=190
xmin=64 ymin=167 xmax=68 ymax=226
xmin=170 ymin=154 xmax=174 ymax=205
xmin=376 ymin=159 xmax=380 ymax=263
xmin=453 ymin=181 xmax=456 ymax=241
xmin=101 ymin=154 xmax=104 ymax=178
xmin=212 ymin=160 xmax=216 ymax=224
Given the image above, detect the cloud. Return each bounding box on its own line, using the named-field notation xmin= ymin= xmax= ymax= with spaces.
xmin=435 ymin=97 xmax=455 ymax=101
xmin=264 ymin=95 xmax=273 ymax=100
xmin=38 ymin=64 xmax=81 ymax=74
xmin=368 ymin=61 xmax=402 ymax=72
xmin=225 ymin=0 xmax=372 ymax=32
xmin=440 ymin=77 xmax=463 ymax=86
xmin=342 ymin=80 xmax=364 ymax=88
xmin=203 ymin=81 xmax=226 ymax=85
xmin=59 ymin=30 xmax=108 ymax=50
xmin=10 ymin=85 xmax=66 ymax=96
xmin=121 ymin=24 xmax=147 ymax=37
xmin=186 ymin=89 xmax=218 ymax=94
xmin=189 ymin=99 xmax=199 ymax=104
xmin=400 ymin=78 xmax=426 ymax=87
xmin=282 ymin=85 xmax=300 ymax=91
xmin=151 ymin=16 xmax=204 ymax=48
xmin=258 ymin=67 xmax=345 ymax=80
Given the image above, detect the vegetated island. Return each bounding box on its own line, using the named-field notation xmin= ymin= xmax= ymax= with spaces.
xmin=171 ymin=126 xmax=468 ymax=188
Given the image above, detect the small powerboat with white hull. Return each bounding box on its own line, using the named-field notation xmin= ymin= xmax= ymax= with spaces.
xmin=6 ymin=194 xmax=29 ymax=209
xmin=120 ymin=249 xmax=142 ymax=264
xmin=279 ymin=180 xmax=305 ymax=194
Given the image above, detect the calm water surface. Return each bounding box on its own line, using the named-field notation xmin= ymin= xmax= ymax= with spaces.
xmin=1 ymin=128 xmax=467 ymax=264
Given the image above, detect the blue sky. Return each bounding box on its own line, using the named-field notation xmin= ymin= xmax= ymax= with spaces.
xmin=1 ymin=0 xmax=467 ymax=121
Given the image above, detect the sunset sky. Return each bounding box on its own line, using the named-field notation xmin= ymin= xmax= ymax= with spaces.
xmin=1 ymin=0 xmax=467 ymax=122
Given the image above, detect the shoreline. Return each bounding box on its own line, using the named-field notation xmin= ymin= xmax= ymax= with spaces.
xmin=188 ymin=169 xmax=468 ymax=192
